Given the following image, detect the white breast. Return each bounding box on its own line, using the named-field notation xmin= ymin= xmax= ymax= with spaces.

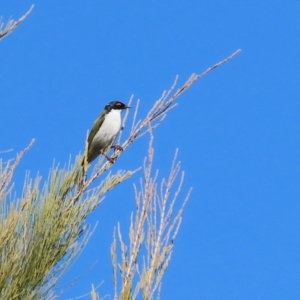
xmin=91 ymin=109 xmax=122 ymax=150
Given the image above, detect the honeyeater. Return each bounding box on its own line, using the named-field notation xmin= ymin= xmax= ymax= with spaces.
xmin=85 ymin=101 xmax=130 ymax=163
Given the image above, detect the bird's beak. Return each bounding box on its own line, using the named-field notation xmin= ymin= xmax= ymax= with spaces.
xmin=125 ymin=105 xmax=131 ymax=109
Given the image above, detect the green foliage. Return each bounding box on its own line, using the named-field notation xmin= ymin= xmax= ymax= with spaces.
xmin=0 ymin=143 xmax=134 ymax=299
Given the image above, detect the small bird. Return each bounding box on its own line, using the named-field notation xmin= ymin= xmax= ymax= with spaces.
xmin=84 ymin=101 xmax=131 ymax=164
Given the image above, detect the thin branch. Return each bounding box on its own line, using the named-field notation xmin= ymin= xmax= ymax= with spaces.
xmin=94 ymin=49 xmax=242 ymax=167
xmin=0 ymin=5 xmax=34 ymax=40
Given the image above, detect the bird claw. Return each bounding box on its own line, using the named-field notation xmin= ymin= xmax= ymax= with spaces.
xmin=111 ymin=145 xmax=123 ymax=152
xmin=99 ymin=151 xmax=116 ymax=164
xmin=107 ymin=156 xmax=115 ymax=164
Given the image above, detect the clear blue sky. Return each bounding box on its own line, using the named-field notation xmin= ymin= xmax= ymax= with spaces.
xmin=1 ymin=1 xmax=300 ymax=299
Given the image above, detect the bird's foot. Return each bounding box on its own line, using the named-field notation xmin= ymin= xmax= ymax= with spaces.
xmin=98 ymin=150 xmax=115 ymax=164
xmin=111 ymin=144 xmax=123 ymax=152
xmin=106 ymin=156 xmax=116 ymax=164
xmin=101 ymin=152 xmax=116 ymax=164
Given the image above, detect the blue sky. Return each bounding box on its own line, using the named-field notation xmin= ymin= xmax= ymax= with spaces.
xmin=1 ymin=1 xmax=300 ymax=299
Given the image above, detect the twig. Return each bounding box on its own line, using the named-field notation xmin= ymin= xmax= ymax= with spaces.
xmin=0 ymin=5 xmax=34 ymax=40
xmin=117 ymin=49 xmax=242 ymax=156
xmin=0 ymin=139 xmax=35 ymax=192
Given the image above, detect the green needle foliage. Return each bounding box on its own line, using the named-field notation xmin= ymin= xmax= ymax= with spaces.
xmin=0 ymin=145 xmax=135 ymax=299
xmin=0 ymin=9 xmax=240 ymax=298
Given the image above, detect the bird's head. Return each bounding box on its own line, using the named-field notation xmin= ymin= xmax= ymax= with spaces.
xmin=105 ymin=101 xmax=131 ymax=112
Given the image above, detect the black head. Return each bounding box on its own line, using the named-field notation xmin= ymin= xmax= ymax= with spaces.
xmin=105 ymin=101 xmax=131 ymax=112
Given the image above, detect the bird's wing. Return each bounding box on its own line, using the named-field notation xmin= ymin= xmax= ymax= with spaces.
xmin=87 ymin=111 xmax=106 ymax=146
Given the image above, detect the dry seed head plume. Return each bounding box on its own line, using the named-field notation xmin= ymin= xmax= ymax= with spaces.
xmin=110 ymin=133 xmax=192 ymax=300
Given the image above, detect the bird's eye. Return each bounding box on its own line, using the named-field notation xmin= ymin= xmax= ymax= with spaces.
xmin=116 ymin=103 xmax=121 ymax=106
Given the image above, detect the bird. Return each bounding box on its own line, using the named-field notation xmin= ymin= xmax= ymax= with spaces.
xmin=84 ymin=101 xmax=131 ymax=164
